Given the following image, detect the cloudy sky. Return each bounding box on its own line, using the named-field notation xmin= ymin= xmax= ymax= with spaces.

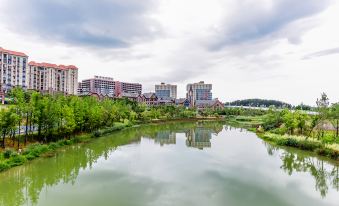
xmin=0 ymin=0 xmax=338 ymax=105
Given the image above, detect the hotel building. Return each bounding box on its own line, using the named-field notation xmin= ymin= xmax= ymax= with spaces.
xmin=28 ymin=61 xmax=78 ymax=95
xmin=155 ymin=82 xmax=177 ymax=99
xmin=186 ymin=81 xmax=212 ymax=106
xmin=78 ymin=76 xmax=115 ymax=96
xmin=0 ymin=47 xmax=28 ymax=92
xmin=115 ymin=81 xmax=142 ymax=96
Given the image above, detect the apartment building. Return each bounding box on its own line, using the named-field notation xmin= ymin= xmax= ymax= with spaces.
xmin=78 ymin=76 xmax=115 ymax=96
xmin=155 ymin=82 xmax=177 ymax=99
xmin=186 ymin=81 xmax=212 ymax=106
xmin=28 ymin=61 xmax=78 ymax=95
xmin=115 ymin=81 xmax=142 ymax=96
xmin=0 ymin=47 xmax=28 ymax=92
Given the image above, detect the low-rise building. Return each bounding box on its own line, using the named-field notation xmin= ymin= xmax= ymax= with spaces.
xmin=195 ymin=99 xmax=224 ymax=110
xmin=143 ymin=92 xmax=158 ymax=106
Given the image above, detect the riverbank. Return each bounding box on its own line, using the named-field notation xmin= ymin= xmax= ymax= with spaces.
xmin=0 ymin=122 xmax=130 ymax=172
xmin=0 ymin=118 xmax=224 ymax=173
xmin=225 ymin=115 xmax=339 ymax=161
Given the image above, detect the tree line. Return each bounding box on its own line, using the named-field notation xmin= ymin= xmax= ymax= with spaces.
xmin=0 ymin=88 xmax=197 ymax=149
xmin=261 ymin=93 xmax=339 ymax=141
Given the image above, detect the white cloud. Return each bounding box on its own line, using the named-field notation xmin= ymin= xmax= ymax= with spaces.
xmin=0 ymin=0 xmax=338 ymax=105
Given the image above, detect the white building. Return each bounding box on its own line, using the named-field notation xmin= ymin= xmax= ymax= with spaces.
xmin=28 ymin=61 xmax=78 ymax=95
xmin=155 ymin=82 xmax=177 ymax=99
xmin=0 ymin=47 xmax=28 ymax=92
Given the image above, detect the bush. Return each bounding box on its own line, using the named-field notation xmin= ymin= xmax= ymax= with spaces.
xmin=25 ymin=154 xmax=35 ymax=160
xmin=64 ymin=140 xmax=72 ymax=145
xmin=9 ymin=155 xmax=26 ymax=167
xmin=0 ymin=162 xmax=9 ymax=172
xmin=285 ymin=138 xmax=299 ymax=147
xmin=48 ymin=142 xmax=59 ymax=150
xmin=91 ymin=131 xmax=101 ymax=138
xmin=3 ymin=149 xmax=14 ymax=159
xmin=23 ymin=144 xmax=49 ymax=158
xmin=315 ymin=148 xmax=339 ymax=160
xmin=298 ymin=140 xmax=321 ymax=151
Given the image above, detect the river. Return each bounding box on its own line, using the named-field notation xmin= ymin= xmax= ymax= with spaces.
xmin=0 ymin=121 xmax=338 ymax=206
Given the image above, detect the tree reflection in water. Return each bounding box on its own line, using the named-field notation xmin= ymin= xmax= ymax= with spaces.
xmin=0 ymin=121 xmax=224 ymax=205
xmin=0 ymin=121 xmax=337 ymax=205
xmin=262 ymin=141 xmax=339 ymax=198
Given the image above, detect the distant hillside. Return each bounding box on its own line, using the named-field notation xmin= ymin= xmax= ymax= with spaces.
xmin=225 ymin=99 xmax=292 ymax=108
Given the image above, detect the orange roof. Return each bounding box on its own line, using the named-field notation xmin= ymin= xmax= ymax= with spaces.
xmin=0 ymin=47 xmax=28 ymax=57
xmin=29 ymin=61 xmax=78 ymax=70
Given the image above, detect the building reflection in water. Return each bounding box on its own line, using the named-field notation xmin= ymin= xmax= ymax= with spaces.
xmin=154 ymin=130 xmax=176 ymax=146
xmin=185 ymin=123 xmax=223 ymax=150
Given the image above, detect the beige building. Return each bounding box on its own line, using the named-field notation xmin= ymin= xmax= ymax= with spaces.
xmin=187 ymin=81 xmax=212 ymax=106
xmin=28 ymin=61 xmax=78 ymax=95
xmin=155 ymin=82 xmax=177 ymax=99
xmin=0 ymin=47 xmax=28 ymax=92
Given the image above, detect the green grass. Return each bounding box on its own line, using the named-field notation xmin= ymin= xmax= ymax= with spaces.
xmin=225 ymin=115 xmax=264 ymax=129
xmin=261 ymin=133 xmax=339 ymax=160
xmin=225 ymin=115 xmax=339 ymax=161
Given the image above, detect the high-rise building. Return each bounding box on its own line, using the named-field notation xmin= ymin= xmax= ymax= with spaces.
xmin=78 ymin=76 xmax=115 ymax=96
xmin=155 ymin=82 xmax=177 ymax=99
xmin=186 ymin=81 xmax=212 ymax=106
xmin=28 ymin=61 xmax=78 ymax=95
xmin=115 ymin=81 xmax=142 ymax=96
xmin=0 ymin=47 xmax=28 ymax=92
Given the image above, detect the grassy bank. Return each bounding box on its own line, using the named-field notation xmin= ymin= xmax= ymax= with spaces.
xmin=224 ymin=115 xmax=263 ymax=132
xmin=261 ymin=133 xmax=339 ymax=160
xmin=225 ymin=115 xmax=339 ymax=161
xmin=0 ymin=122 xmax=130 ymax=172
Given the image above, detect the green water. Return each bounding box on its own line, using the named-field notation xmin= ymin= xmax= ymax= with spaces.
xmin=0 ymin=122 xmax=338 ymax=206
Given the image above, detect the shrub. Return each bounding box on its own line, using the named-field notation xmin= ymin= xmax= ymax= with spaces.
xmin=48 ymin=142 xmax=59 ymax=150
xmin=3 ymin=149 xmax=14 ymax=159
xmin=298 ymin=140 xmax=321 ymax=151
xmin=25 ymin=154 xmax=35 ymax=160
xmin=64 ymin=140 xmax=71 ymax=145
xmin=316 ymin=148 xmax=339 ymax=160
xmin=9 ymin=155 xmax=26 ymax=167
xmin=91 ymin=131 xmax=101 ymax=138
xmin=285 ymin=138 xmax=299 ymax=147
xmin=23 ymin=144 xmax=49 ymax=157
xmin=0 ymin=162 xmax=9 ymax=172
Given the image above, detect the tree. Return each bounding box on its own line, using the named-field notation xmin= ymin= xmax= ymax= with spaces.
xmin=329 ymin=104 xmax=339 ymax=138
xmin=282 ymin=110 xmax=297 ymax=135
xmin=294 ymin=111 xmax=310 ymax=135
xmin=0 ymin=107 xmax=18 ymax=148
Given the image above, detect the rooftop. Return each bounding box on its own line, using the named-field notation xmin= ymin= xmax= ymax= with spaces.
xmin=29 ymin=61 xmax=78 ymax=70
xmin=0 ymin=47 xmax=28 ymax=57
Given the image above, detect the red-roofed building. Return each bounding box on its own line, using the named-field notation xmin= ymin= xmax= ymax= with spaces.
xmin=28 ymin=61 xmax=78 ymax=95
xmin=0 ymin=47 xmax=29 ymax=92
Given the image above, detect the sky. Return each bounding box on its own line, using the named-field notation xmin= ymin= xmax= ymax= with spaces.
xmin=0 ymin=0 xmax=338 ymax=106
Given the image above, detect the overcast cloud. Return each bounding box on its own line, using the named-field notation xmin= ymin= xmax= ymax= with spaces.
xmin=0 ymin=0 xmax=338 ymax=105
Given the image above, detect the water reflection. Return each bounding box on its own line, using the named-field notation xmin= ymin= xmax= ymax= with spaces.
xmin=262 ymin=141 xmax=339 ymax=198
xmin=0 ymin=121 xmax=337 ymax=206
xmin=155 ymin=131 xmax=176 ymax=146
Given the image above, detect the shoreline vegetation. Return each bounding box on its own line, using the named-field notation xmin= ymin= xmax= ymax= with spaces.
xmin=0 ymin=88 xmax=338 ymax=172
xmin=225 ymin=113 xmax=339 ymax=161
xmin=0 ymin=117 xmax=223 ymax=172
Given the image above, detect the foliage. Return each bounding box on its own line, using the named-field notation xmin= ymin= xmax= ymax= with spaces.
xmin=225 ymin=98 xmax=292 ymax=108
